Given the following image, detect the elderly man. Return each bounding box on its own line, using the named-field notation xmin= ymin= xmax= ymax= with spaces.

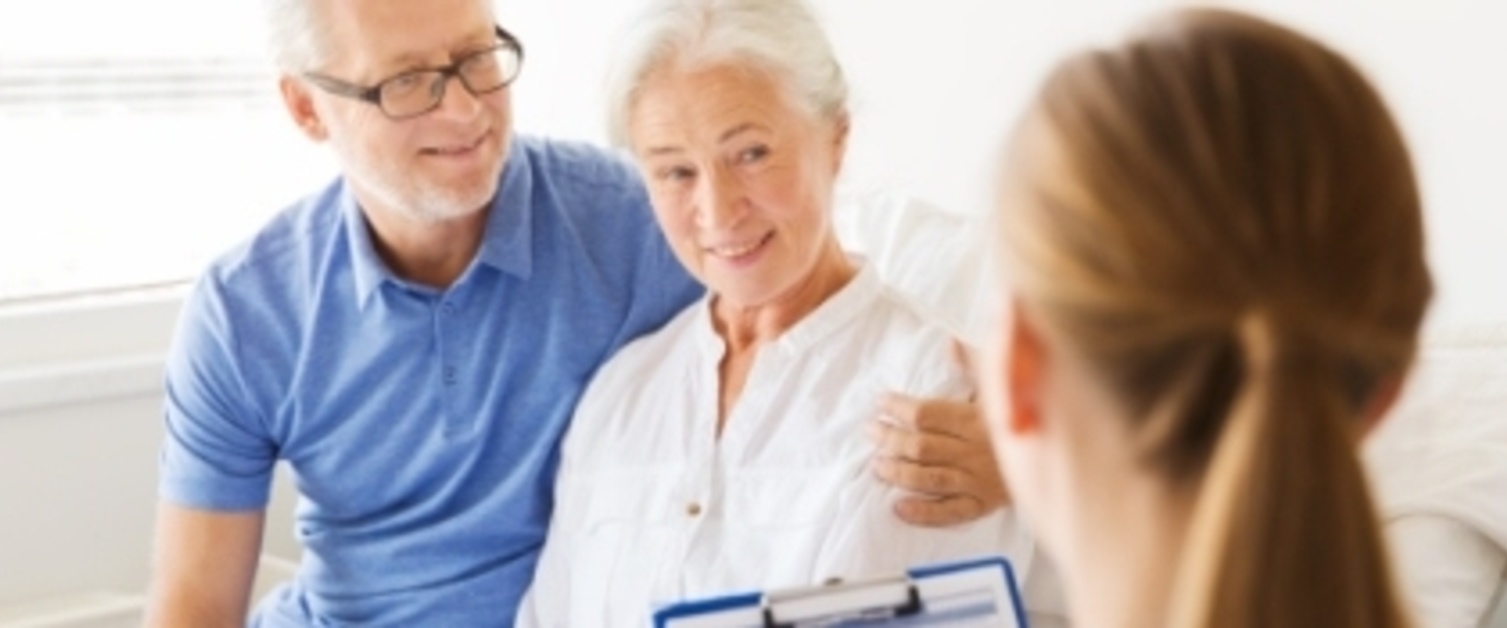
xmin=143 ymin=0 xmax=1005 ymax=626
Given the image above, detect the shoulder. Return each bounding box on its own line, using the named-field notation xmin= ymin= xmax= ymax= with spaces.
xmin=510 ymin=135 xmax=662 ymax=254
xmin=563 ymin=302 xmax=702 ymax=445
xmin=852 ymin=278 xmax=970 ymax=399
xmin=578 ymin=302 xmax=701 ymax=407
xmin=834 ymin=191 xmax=990 ymax=345
xmin=181 ymin=178 xmax=345 ymax=360
xmin=869 ymin=287 xmax=954 ymax=354
xmin=598 ymin=301 xmax=701 ymax=372
xmin=204 ymin=177 xmax=343 ymax=298
xmin=511 ymin=135 xmax=645 ymax=202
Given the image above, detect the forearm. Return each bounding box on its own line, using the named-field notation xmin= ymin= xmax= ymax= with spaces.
xmin=143 ymin=584 xmax=249 ymax=628
xmin=144 ymin=502 xmax=266 ymax=628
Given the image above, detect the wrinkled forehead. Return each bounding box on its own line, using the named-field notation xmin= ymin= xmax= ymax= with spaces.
xmin=318 ymin=0 xmax=498 ymax=74
xmin=629 ymin=63 xmax=810 ymax=145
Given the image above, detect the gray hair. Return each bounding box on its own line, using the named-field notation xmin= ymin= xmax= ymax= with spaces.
xmin=605 ymin=0 xmax=849 ymax=147
xmin=260 ymin=0 xmax=335 ymax=74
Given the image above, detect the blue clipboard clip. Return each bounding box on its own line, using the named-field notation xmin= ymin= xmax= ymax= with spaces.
xmin=760 ymin=574 xmax=923 ymax=627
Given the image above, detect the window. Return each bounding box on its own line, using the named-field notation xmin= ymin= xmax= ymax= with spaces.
xmin=0 ymin=1 xmax=335 ymax=303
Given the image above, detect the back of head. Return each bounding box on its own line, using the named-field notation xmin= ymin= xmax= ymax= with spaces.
xmin=604 ymin=0 xmax=848 ymax=147
xmin=996 ymin=8 xmax=1430 ymax=628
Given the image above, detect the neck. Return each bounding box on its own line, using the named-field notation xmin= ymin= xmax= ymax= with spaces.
xmin=361 ymin=203 xmax=488 ymax=289
xmin=710 ymin=241 xmax=854 ymax=432
xmin=1068 ymin=474 xmax=1193 ymax=628
xmin=712 ymin=242 xmax=855 ymax=352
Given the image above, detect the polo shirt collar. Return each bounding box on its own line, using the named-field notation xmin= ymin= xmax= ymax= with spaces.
xmin=342 ymin=138 xmax=534 ymax=309
xmin=475 ymin=138 xmax=534 ymax=280
xmin=341 ymin=186 xmax=392 ymax=310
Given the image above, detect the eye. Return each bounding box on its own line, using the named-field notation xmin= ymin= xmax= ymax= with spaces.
xmin=737 ymin=145 xmax=770 ymax=164
xmin=383 ymin=71 xmax=429 ymax=96
xmin=660 ymin=165 xmax=696 ymax=183
xmin=461 ymin=49 xmax=500 ymax=72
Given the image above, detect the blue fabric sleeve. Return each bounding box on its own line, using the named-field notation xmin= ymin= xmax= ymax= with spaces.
xmin=158 ymin=269 xmax=277 ymax=511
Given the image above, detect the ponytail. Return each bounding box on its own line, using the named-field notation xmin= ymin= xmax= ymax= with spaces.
xmin=1168 ymin=313 xmax=1411 ymax=628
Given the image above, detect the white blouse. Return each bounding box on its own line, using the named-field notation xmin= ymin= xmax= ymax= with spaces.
xmin=516 ymin=262 xmax=1035 ymax=627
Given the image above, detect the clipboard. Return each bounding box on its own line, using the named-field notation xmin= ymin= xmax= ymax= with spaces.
xmin=651 ymin=555 xmax=1028 ymax=627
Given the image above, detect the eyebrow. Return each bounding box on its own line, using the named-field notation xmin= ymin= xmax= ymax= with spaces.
xmin=719 ymin=122 xmax=761 ymax=143
xmin=380 ymin=30 xmax=497 ymax=73
xmin=643 ymin=144 xmax=684 ymax=157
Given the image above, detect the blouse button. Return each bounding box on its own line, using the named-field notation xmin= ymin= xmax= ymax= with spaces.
xmin=686 ymin=502 xmax=703 ymax=517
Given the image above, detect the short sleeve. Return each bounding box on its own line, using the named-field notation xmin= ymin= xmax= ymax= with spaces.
xmin=157 ymin=270 xmax=277 ymax=511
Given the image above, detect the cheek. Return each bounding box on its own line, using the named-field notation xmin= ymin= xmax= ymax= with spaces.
xmin=649 ymin=195 xmax=702 ymax=263
xmin=347 ymin=116 xmax=412 ymax=163
xmin=977 ymin=327 xmax=1013 ymax=467
xmin=483 ymin=89 xmax=512 ymax=118
xmin=978 ymin=347 xmax=1054 ymax=538
xmin=996 ymin=432 xmax=1056 ymax=558
xmin=753 ymin=166 xmax=823 ymax=224
xmin=979 ymin=372 xmax=1035 ymax=514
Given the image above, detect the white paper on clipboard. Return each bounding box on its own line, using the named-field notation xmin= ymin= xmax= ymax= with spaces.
xmin=652 ymin=555 xmax=1028 ymax=627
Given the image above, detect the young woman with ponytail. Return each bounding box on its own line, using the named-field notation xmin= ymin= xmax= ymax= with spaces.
xmin=981 ymin=8 xmax=1431 ymax=628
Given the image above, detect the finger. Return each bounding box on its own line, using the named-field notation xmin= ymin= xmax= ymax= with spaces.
xmin=871 ymin=456 xmax=973 ymax=496
xmin=950 ymin=338 xmax=980 ymax=403
xmin=878 ymin=394 xmax=974 ymax=438
xmin=892 ymin=494 xmax=988 ymax=528
xmin=868 ymin=420 xmax=971 ymax=464
xmin=949 ymin=337 xmax=974 ymax=379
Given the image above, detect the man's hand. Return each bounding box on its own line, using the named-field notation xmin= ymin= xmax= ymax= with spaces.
xmin=869 ymin=393 xmax=1009 ymax=526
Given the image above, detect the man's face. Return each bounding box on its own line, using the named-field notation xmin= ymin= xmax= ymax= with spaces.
xmin=308 ymin=0 xmax=513 ymax=224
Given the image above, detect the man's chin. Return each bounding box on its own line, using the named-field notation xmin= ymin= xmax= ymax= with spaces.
xmin=409 ymin=175 xmax=501 ymax=221
xmin=407 ymin=199 xmax=490 ymax=225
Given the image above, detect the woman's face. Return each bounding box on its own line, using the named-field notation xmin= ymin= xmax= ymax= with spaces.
xmin=628 ymin=63 xmax=846 ymax=309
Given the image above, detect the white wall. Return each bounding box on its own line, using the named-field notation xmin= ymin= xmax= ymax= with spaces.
xmin=1 ymin=0 xmax=1503 ymax=616
xmin=510 ymin=0 xmax=1507 ymax=331
xmin=0 ymin=295 xmax=302 ymax=613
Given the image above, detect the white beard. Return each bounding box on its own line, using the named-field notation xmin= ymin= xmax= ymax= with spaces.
xmin=345 ymin=154 xmax=494 ymax=225
xmin=332 ymin=135 xmax=501 ymax=226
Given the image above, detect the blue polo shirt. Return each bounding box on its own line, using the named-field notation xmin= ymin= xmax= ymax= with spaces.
xmin=159 ymin=136 xmax=701 ymax=626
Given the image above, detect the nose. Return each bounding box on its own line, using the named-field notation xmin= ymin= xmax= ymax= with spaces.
xmin=693 ymin=166 xmax=746 ymax=230
xmin=430 ymin=73 xmax=484 ymax=121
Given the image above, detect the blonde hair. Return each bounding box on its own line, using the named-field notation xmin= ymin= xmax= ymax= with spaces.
xmin=997 ymin=8 xmax=1430 ymax=628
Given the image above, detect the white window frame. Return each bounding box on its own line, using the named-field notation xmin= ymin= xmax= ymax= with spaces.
xmin=0 ymin=285 xmax=187 ymax=417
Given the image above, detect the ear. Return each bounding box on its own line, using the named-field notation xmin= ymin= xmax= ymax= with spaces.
xmin=1002 ymin=301 xmax=1048 ymax=436
xmin=1358 ymin=373 xmax=1406 ymax=435
xmin=279 ymin=75 xmax=329 ymax=142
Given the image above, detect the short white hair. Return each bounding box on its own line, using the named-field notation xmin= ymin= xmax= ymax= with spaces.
xmin=259 ymin=0 xmax=499 ymax=74
xmin=260 ymin=0 xmax=335 ymax=74
xmin=605 ymin=0 xmax=849 ymax=147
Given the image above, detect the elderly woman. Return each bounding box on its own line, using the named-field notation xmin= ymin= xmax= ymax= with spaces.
xmin=982 ymin=8 xmax=1431 ymax=628
xmin=515 ymin=0 xmax=1034 ymax=625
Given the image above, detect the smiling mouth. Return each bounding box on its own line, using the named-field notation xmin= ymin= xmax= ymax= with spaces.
xmin=705 ymin=231 xmax=774 ymax=259
xmin=421 ymin=134 xmax=486 ymax=156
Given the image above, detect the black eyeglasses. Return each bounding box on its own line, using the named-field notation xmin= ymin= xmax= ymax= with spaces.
xmin=303 ymin=25 xmax=524 ymax=120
